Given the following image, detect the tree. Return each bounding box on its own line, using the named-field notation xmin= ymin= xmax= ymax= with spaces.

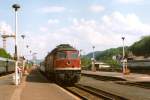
xmin=0 ymin=48 xmax=12 ymax=58
xmin=81 ymin=56 xmax=91 ymax=68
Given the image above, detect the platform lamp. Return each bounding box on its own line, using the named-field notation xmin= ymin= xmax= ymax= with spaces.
xmin=92 ymin=46 xmax=95 ymax=71
xmin=21 ymin=34 xmax=25 ymax=56
xmin=122 ymin=36 xmax=126 ymax=74
xmin=80 ymin=49 xmax=82 ymax=57
xmin=21 ymin=34 xmax=25 ymax=39
xmin=25 ymin=45 xmax=31 ymax=70
xmin=21 ymin=35 xmax=25 ymax=73
xmin=12 ymin=3 xmax=20 ymax=86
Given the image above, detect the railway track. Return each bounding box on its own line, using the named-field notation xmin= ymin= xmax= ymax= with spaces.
xmin=82 ymin=74 xmax=126 ymax=81
xmin=63 ymin=84 xmax=128 ymax=100
xmin=83 ymin=74 xmax=150 ymax=90
xmin=116 ymin=81 xmax=150 ymax=89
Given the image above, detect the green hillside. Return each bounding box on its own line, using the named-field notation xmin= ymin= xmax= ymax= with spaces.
xmin=84 ymin=47 xmax=127 ymax=67
xmin=129 ymin=35 xmax=150 ymax=57
xmin=86 ymin=47 xmax=129 ymax=61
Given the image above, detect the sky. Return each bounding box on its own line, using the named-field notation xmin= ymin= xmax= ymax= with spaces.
xmin=0 ymin=0 xmax=150 ymax=59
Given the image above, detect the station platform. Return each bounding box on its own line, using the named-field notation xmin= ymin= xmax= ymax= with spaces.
xmin=0 ymin=69 xmax=79 ymax=100
xmin=82 ymin=70 xmax=150 ymax=82
xmin=0 ymin=73 xmax=16 ymax=100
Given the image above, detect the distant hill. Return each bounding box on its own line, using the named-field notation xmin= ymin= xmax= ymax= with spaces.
xmin=86 ymin=47 xmax=127 ymax=61
xmin=84 ymin=47 xmax=126 ymax=67
xmin=86 ymin=51 xmax=103 ymax=59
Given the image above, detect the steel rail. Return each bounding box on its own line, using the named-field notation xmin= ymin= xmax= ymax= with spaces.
xmin=63 ymin=84 xmax=128 ymax=100
xmin=116 ymin=81 xmax=150 ymax=89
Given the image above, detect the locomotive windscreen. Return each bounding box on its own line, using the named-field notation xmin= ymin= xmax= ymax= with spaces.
xmin=56 ymin=51 xmax=79 ymax=59
xmin=56 ymin=52 xmax=67 ymax=59
xmin=70 ymin=52 xmax=78 ymax=59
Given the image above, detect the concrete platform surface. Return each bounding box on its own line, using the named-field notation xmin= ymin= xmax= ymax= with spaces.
xmin=19 ymin=70 xmax=79 ymax=100
xmin=0 ymin=74 xmax=16 ymax=100
xmin=82 ymin=70 xmax=150 ymax=82
xmin=0 ymin=70 xmax=80 ymax=100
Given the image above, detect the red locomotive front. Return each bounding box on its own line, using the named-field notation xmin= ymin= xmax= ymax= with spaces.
xmin=43 ymin=44 xmax=81 ymax=84
xmin=54 ymin=50 xmax=80 ymax=70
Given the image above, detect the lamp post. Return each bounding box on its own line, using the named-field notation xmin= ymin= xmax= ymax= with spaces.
xmin=92 ymin=46 xmax=95 ymax=71
xmin=21 ymin=35 xmax=25 ymax=73
xmin=122 ymin=37 xmax=125 ymax=74
xmin=32 ymin=52 xmax=37 ymax=69
xmin=21 ymin=35 xmax=25 ymax=57
xmin=80 ymin=49 xmax=82 ymax=57
xmin=26 ymin=45 xmax=32 ymax=60
xmin=122 ymin=37 xmax=125 ymax=59
xmin=32 ymin=52 xmax=37 ymax=64
xmin=25 ymin=45 xmax=30 ymax=73
xmin=12 ymin=4 xmax=20 ymax=86
xmin=21 ymin=34 xmax=25 ymax=39
xmin=30 ymin=50 xmax=32 ymax=54
xmin=26 ymin=45 xmax=29 ymax=48
xmin=92 ymin=46 xmax=95 ymax=60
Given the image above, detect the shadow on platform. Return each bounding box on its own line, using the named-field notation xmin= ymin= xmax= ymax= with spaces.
xmin=26 ymin=69 xmax=52 ymax=83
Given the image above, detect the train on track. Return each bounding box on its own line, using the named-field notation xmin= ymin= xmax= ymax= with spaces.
xmin=40 ymin=44 xmax=81 ymax=84
xmin=0 ymin=57 xmax=15 ymax=75
xmin=127 ymin=60 xmax=150 ymax=70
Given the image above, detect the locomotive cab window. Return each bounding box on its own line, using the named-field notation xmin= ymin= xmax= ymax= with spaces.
xmin=70 ymin=52 xmax=78 ymax=59
xmin=56 ymin=52 xmax=67 ymax=59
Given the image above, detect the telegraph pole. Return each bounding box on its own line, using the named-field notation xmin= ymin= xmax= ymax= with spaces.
xmin=12 ymin=3 xmax=20 ymax=86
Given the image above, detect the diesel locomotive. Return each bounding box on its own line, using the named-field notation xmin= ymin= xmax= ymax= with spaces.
xmin=41 ymin=44 xmax=81 ymax=84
